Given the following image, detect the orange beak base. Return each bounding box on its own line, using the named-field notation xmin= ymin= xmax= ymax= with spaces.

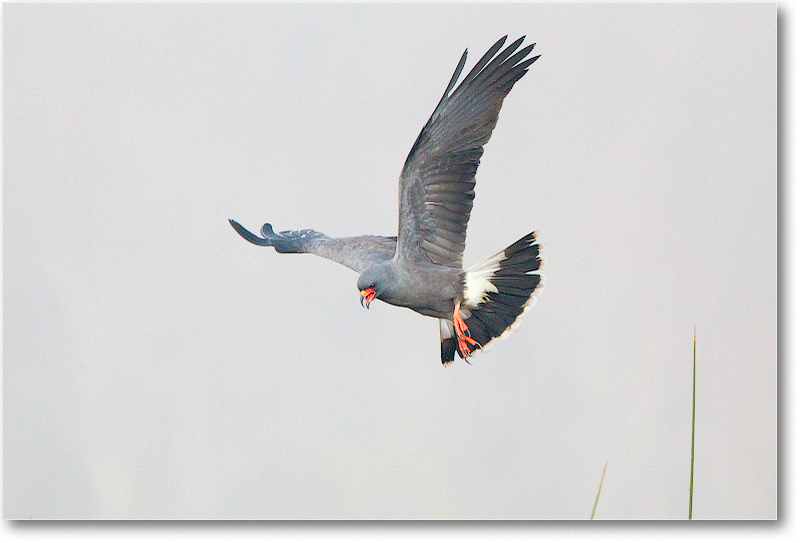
xmin=360 ymin=288 xmax=376 ymax=309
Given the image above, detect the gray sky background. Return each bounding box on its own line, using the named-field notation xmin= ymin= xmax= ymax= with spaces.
xmin=4 ymin=3 xmax=776 ymax=520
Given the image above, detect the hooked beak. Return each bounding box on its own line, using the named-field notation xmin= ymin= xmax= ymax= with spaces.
xmin=360 ymin=287 xmax=376 ymax=309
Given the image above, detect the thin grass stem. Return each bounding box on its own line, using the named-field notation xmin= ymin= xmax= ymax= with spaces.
xmin=590 ymin=462 xmax=607 ymax=520
xmin=689 ymin=326 xmax=696 ymax=520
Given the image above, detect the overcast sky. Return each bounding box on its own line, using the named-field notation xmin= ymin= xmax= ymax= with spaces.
xmin=4 ymin=3 xmax=776 ymax=520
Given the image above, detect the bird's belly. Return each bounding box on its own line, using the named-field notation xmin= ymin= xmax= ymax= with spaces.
xmin=381 ymin=285 xmax=456 ymax=320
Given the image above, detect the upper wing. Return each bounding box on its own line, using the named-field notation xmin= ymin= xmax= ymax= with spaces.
xmin=229 ymin=220 xmax=396 ymax=274
xmin=396 ymin=36 xmax=539 ymax=269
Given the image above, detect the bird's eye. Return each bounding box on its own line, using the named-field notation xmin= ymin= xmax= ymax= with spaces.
xmin=370 ymin=283 xmax=375 ymax=289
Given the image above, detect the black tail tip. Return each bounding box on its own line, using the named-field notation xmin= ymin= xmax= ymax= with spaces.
xmin=441 ymin=337 xmax=457 ymax=365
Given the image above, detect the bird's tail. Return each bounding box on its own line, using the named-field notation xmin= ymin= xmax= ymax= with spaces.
xmin=440 ymin=232 xmax=543 ymax=363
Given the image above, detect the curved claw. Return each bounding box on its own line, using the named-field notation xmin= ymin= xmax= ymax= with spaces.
xmin=454 ymin=302 xmax=481 ymax=358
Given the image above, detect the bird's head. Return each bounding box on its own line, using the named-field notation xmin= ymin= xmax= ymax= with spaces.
xmin=357 ymin=278 xmax=377 ymax=310
xmin=357 ymin=266 xmax=386 ymax=309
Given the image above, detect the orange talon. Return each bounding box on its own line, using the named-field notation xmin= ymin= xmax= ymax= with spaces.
xmin=453 ymin=302 xmax=479 ymax=358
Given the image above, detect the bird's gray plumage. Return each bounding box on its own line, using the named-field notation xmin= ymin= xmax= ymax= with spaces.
xmin=397 ymin=36 xmax=538 ymax=269
xmin=230 ymin=36 xmax=543 ymax=364
xmin=229 ymin=220 xmax=396 ymax=274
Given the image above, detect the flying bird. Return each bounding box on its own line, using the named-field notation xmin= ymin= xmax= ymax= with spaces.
xmin=230 ymin=36 xmax=543 ymax=365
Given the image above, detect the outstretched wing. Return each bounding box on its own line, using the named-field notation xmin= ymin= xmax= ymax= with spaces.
xmin=396 ymin=36 xmax=539 ymax=269
xmin=229 ymin=220 xmax=396 ymax=274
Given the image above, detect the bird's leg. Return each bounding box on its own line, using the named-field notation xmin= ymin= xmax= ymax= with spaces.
xmin=453 ymin=301 xmax=479 ymax=358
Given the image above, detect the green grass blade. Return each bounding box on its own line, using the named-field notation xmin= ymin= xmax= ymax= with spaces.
xmin=590 ymin=462 xmax=608 ymax=520
xmin=689 ymin=326 xmax=696 ymax=520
